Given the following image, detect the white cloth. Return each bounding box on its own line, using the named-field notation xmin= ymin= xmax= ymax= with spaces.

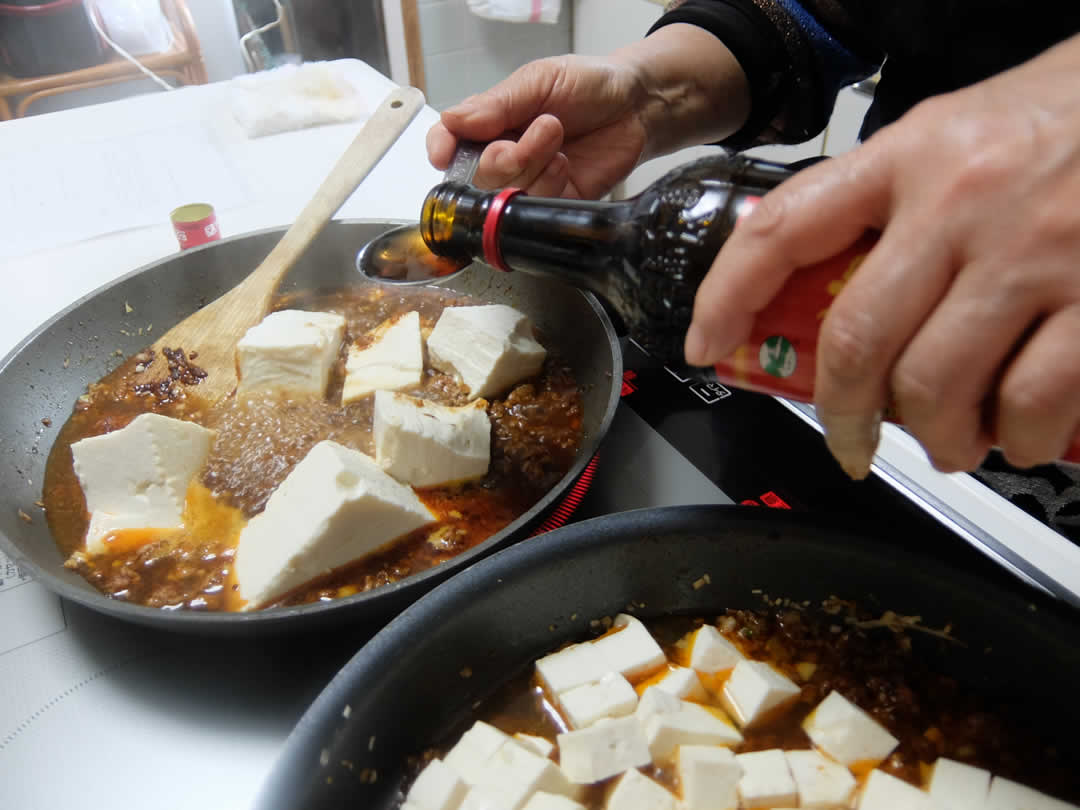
xmin=229 ymin=61 xmax=371 ymax=139
xmin=466 ymin=0 xmax=561 ymax=24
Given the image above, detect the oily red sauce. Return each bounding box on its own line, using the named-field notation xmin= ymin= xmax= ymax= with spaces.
xmin=413 ymin=608 xmax=1079 ymax=806
xmin=45 ymin=285 xmax=583 ymax=611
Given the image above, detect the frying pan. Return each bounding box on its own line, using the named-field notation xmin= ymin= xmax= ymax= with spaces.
xmin=0 ymin=220 xmax=621 ymax=635
xmin=255 ymin=504 xmax=1080 ymax=810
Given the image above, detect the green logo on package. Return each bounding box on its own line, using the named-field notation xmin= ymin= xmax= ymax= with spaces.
xmin=759 ymin=335 xmax=796 ymax=378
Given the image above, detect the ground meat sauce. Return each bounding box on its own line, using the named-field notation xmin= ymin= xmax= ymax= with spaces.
xmin=410 ymin=608 xmax=1079 ymax=806
xmin=43 ymin=286 xmax=583 ymax=611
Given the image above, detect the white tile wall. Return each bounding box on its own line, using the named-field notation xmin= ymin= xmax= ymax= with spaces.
xmin=418 ymin=0 xmax=572 ymax=110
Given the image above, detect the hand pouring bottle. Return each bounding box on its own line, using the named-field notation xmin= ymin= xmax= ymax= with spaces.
xmin=418 ymin=152 xmax=1080 ymax=464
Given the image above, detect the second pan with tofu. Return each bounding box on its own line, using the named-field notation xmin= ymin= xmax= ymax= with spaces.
xmin=0 ymin=220 xmax=620 ymax=633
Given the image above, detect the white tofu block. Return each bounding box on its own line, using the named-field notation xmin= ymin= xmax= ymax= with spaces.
xmin=606 ymin=768 xmax=678 ymax=810
xmin=559 ymin=672 xmax=638 ymax=729
xmin=444 ymin=722 xmax=512 ymax=786
xmin=676 ymin=745 xmax=742 ymax=810
xmin=234 ymin=440 xmax=435 ymax=608
xmin=927 ymin=758 xmax=990 ymax=810
xmin=522 ymin=793 xmax=586 ymax=810
xmin=342 ymin=311 xmax=424 ymax=404
xmin=641 ymin=698 xmax=743 ymax=760
xmin=721 ymin=659 xmax=801 ymax=727
xmin=592 ymin=614 xmax=667 ymax=681
xmin=689 ymin=625 xmax=745 ymax=674
xmin=736 ymin=749 xmax=798 ymax=809
xmin=427 ymin=305 xmax=547 ymax=399
xmin=802 ymin=690 xmax=899 ymax=767
xmin=236 ymin=309 xmax=345 ymax=396
xmin=71 ymin=412 xmax=216 ymax=554
xmin=557 ymin=716 xmax=651 ymax=784
xmin=406 ymin=759 xmax=468 ymax=810
xmin=535 ymin=642 xmax=610 ymax=695
xmin=645 ymin=666 xmax=708 ymax=702
xmin=467 ymin=738 xmax=581 ymax=810
xmin=635 ymin=685 xmax=683 ymax=721
xmin=373 ymin=391 xmax=491 ymax=487
xmin=987 ymin=777 xmax=1079 ymax=810
xmin=785 ymin=749 xmax=856 ymax=809
xmin=514 ymin=733 xmax=556 ymax=759
xmin=858 ymin=769 xmax=933 ymax=810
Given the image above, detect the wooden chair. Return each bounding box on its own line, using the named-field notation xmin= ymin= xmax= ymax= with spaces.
xmin=0 ymin=0 xmax=208 ymax=120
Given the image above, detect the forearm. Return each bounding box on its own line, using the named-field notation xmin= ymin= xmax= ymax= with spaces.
xmin=611 ymin=23 xmax=751 ymax=161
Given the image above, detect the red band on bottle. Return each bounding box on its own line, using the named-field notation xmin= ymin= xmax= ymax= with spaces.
xmin=482 ymin=187 xmax=523 ymax=272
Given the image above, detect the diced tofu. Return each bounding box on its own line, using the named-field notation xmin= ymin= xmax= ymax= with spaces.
xmin=592 ymin=615 xmax=667 ymax=681
xmin=784 ymin=749 xmax=856 ymax=809
xmin=444 ymin=722 xmax=512 ymax=785
xmin=736 ymin=749 xmax=798 ymax=809
xmin=559 ymin=672 xmax=638 ymax=729
xmin=557 ymin=716 xmax=651 ymax=784
xmin=514 ymin=733 xmax=556 ymax=759
xmin=635 ymin=685 xmax=683 ymax=721
xmin=427 ymin=305 xmax=547 ymax=399
xmin=236 ymin=309 xmax=345 ymax=396
xmin=535 ymin=642 xmax=610 ymax=695
xmin=802 ymin=691 xmax=899 ymax=767
xmin=677 ymin=745 xmax=742 ymax=810
xmin=522 ymin=793 xmax=586 ymax=810
xmin=927 ymin=758 xmax=990 ymax=810
xmin=342 ymin=311 xmax=423 ymax=404
xmin=987 ymin=776 xmax=1079 ymax=810
xmin=233 ymin=440 xmax=435 ymax=609
xmin=70 ymin=413 xmax=216 ymax=554
xmin=373 ymin=391 xmax=491 ymax=487
xmin=857 ymin=769 xmax=933 ymax=810
xmin=688 ymin=625 xmax=745 ymax=674
xmin=406 ymin=759 xmax=468 ymax=810
xmin=721 ymin=660 xmax=801 ymax=727
xmin=640 ymin=697 xmax=743 ymax=760
xmin=606 ymin=768 xmax=678 ymax=810
xmin=466 ymin=738 xmax=581 ymax=810
xmin=649 ymin=666 xmax=708 ymax=702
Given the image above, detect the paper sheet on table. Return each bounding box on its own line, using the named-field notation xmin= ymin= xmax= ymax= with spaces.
xmin=0 ymin=126 xmax=251 ymax=261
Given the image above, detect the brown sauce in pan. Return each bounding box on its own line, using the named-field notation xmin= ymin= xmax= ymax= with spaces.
xmin=43 ymin=286 xmax=583 ymax=611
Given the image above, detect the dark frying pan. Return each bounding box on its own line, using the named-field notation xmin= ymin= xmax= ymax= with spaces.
xmin=0 ymin=220 xmax=620 ymax=635
xmin=256 ymin=504 xmax=1080 ymax=810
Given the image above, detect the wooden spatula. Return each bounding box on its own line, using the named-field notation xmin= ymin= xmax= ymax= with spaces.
xmin=136 ymin=85 xmax=426 ymax=404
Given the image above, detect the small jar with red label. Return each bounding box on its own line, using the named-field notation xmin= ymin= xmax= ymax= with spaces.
xmin=170 ymin=203 xmax=221 ymax=250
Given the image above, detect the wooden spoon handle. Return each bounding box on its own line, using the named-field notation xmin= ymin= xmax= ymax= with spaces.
xmin=250 ymin=85 xmax=427 ymax=289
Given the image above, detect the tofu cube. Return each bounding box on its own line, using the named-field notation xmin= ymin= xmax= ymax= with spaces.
xmin=535 ymin=642 xmax=610 ymax=695
xmin=557 ymin=715 xmax=651 ymax=784
xmin=522 ymin=793 xmax=586 ymax=810
xmin=677 ymin=745 xmax=742 ymax=810
xmin=721 ymin=660 xmax=801 ymax=727
xmin=592 ymin=614 xmax=667 ymax=681
xmin=342 ymin=311 xmax=424 ymax=404
xmin=857 ymin=769 xmax=933 ymax=810
xmin=373 ymin=391 xmax=491 ymax=487
xmin=444 ymin=722 xmax=511 ymax=785
xmin=643 ymin=666 xmax=708 ymax=702
xmin=736 ymin=749 xmax=798 ymax=809
xmin=70 ymin=413 xmax=216 ymax=554
xmin=784 ymin=749 xmax=856 ymax=809
xmin=233 ymin=440 xmax=435 ymax=609
xmin=406 ymin=759 xmax=468 ymax=810
xmin=640 ymin=697 xmax=743 ymax=760
xmin=689 ymin=625 xmax=745 ymax=674
xmin=466 ymin=738 xmax=581 ymax=810
xmin=927 ymin=758 xmax=990 ymax=810
xmin=606 ymin=768 xmax=678 ymax=810
xmin=802 ymin=690 xmax=899 ymax=768
xmin=514 ymin=733 xmax=556 ymax=759
xmin=427 ymin=305 xmax=547 ymax=399
xmin=987 ymin=776 xmax=1078 ymax=810
xmin=635 ymin=685 xmax=683 ymax=721
xmin=236 ymin=309 xmax=346 ymax=396
xmin=559 ymin=672 xmax=638 ymax=729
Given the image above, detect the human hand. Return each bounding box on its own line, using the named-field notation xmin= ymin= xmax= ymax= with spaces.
xmin=684 ymin=34 xmax=1080 ymax=478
